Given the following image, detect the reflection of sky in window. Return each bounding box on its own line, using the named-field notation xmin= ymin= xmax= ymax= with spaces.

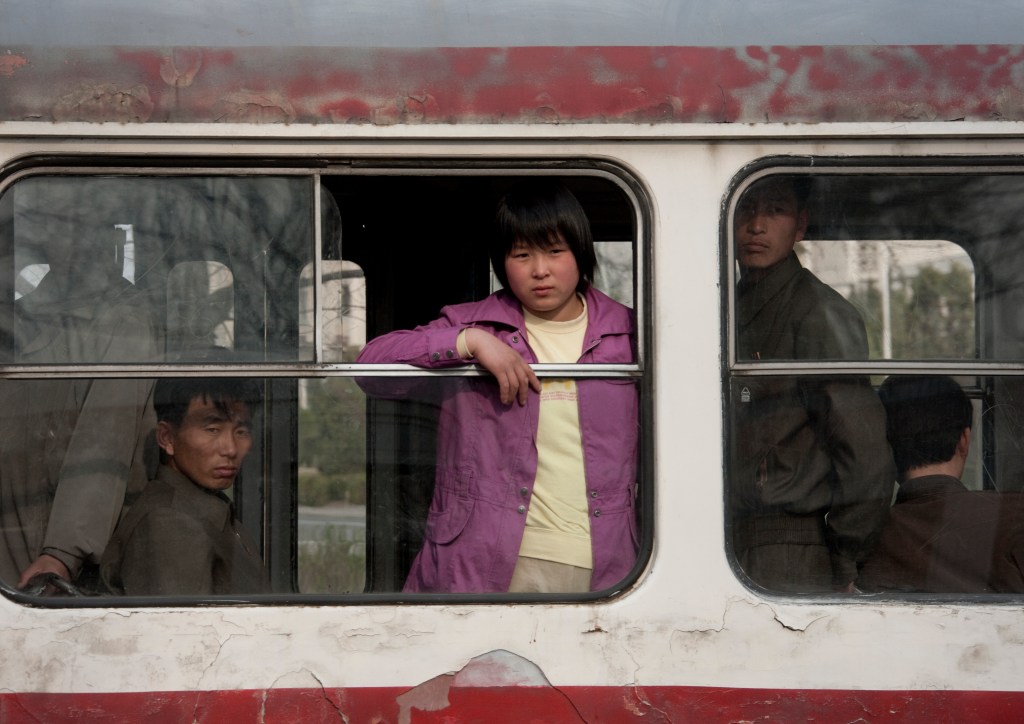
xmin=5 ymin=0 xmax=1024 ymax=47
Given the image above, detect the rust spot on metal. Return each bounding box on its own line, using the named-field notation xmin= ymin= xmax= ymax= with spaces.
xmin=0 ymin=53 xmax=29 ymax=78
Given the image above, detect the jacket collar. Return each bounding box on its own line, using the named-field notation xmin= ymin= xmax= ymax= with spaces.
xmin=736 ymin=253 xmax=802 ymax=327
xmin=467 ymin=287 xmax=634 ymax=336
xmin=896 ymin=474 xmax=968 ymax=503
xmin=155 ymin=464 xmax=233 ymax=528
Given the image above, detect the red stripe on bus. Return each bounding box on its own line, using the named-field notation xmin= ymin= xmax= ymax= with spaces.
xmin=3 ymin=686 xmax=1024 ymax=722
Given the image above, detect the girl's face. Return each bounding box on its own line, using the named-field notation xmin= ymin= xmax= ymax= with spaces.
xmin=504 ymin=237 xmax=582 ymax=321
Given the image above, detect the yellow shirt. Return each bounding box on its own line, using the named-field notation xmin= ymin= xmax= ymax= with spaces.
xmin=517 ymin=298 xmax=592 ymax=569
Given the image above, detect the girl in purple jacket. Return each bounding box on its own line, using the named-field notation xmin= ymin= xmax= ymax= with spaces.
xmin=357 ymin=181 xmax=639 ymax=593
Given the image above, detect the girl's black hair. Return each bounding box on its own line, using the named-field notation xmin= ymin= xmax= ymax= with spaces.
xmin=492 ymin=179 xmax=597 ymax=293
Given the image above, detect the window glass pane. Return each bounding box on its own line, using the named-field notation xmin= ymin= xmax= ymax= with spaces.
xmin=732 ymin=173 xmax=994 ymax=362
xmin=1 ymin=371 xmax=639 ymax=598
xmin=0 ymin=376 xmax=157 ymax=592
xmin=728 ymin=373 xmax=895 ymax=593
xmin=321 ymin=174 xmax=638 ymax=358
xmin=1 ymin=169 xmax=643 ymax=603
xmin=166 ymin=261 xmax=235 ymax=355
xmin=854 ymin=374 xmax=1024 ymax=594
xmin=727 ymin=169 xmax=1024 ymax=596
xmin=797 ymin=239 xmax=974 ymax=360
xmin=2 ymin=174 xmax=313 ymax=364
xmin=297 ymin=377 xmax=366 ymax=593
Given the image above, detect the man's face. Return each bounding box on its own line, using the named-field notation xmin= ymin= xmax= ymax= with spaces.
xmin=734 ymin=184 xmax=808 ymax=271
xmin=157 ymin=396 xmax=253 ymax=491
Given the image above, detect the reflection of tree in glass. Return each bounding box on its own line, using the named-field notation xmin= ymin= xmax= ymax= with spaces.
xmin=298 ymin=374 xmax=366 ymax=505
xmin=851 ymin=264 xmax=974 ymax=360
xmin=297 ymin=374 xmax=367 ymax=593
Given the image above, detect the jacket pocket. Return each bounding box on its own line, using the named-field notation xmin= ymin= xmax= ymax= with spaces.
xmin=424 ymin=492 xmax=475 ymax=545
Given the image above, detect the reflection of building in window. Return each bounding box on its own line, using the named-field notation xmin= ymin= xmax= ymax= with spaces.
xmin=798 ymin=240 xmax=975 ymax=360
xmin=113 ymin=224 xmax=135 ymax=283
xmin=13 ymin=263 xmax=48 ymax=301
xmin=298 ymin=260 xmax=366 ymax=363
xmin=166 ymin=261 xmax=235 ymax=354
xmin=593 ymin=241 xmax=634 ymax=308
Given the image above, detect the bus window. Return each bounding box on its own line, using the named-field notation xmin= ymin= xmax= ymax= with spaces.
xmin=726 ymin=167 xmax=1024 ymax=597
xmin=0 ymin=167 xmax=647 ymax=603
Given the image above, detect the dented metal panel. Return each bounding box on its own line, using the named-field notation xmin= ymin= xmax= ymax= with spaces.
xmin=2 ymin=45 xmax=1023 ymax=125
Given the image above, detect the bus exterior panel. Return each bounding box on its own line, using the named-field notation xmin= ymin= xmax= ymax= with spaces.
xmin=0 ymin=129 xmax=1023 ymax=719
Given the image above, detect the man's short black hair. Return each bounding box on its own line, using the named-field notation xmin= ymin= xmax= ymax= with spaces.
xmin=878 ymin=375 xmax=972 ymax=478
xmin=154 ymin=378 xmax=262 ymax=428
xmin=739 ymin=175 xmax=813 ymax=213
xmin=492 ymin=179 xmax=597 ymax=294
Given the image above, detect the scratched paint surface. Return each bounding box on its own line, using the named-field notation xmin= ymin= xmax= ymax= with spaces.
xmin=1 ymin=45 xmax=1022 ymax=124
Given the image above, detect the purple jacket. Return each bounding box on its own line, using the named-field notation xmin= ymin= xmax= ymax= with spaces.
xmin=357 ymin=287 xmax=639 ymax=593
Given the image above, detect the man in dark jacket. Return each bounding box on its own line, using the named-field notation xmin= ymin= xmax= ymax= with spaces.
xmin=101 ymin=377 xmax=268 ymax=596
xmin=731 ymin=176 xmax=895 ymax=593
xmin=859 ymin=376 xmax=1024 ymax=593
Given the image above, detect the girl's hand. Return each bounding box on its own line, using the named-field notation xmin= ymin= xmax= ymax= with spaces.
xmin=464 ymin=328 xmax=541 ymax=405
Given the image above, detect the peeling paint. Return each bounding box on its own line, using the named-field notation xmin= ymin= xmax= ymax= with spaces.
xmin=396 ymin=650 xmax=586 ymax=723
xmin=213 ymin=89 xmax=296 ymax=123
xmin=50 ymin=83 xmax=154 ymax=123
xmin=160 ymin=49 xmax=203 ymax=88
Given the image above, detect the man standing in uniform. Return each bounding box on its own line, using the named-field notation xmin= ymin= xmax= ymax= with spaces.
xmin=731 ymin=176 xmax=894 ymax=593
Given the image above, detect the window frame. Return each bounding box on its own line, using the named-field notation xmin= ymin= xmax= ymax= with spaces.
xmin=723 ymin=156 xmax=1024 ymax=602
xmin=0 ymin=156 xmax=654 ymax=607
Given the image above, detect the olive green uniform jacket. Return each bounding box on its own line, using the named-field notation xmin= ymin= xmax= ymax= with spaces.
xmin=101 ymin=465 xmax=269 ymax=596
xmin=732 ymin=253 xmax=894 ymax=589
